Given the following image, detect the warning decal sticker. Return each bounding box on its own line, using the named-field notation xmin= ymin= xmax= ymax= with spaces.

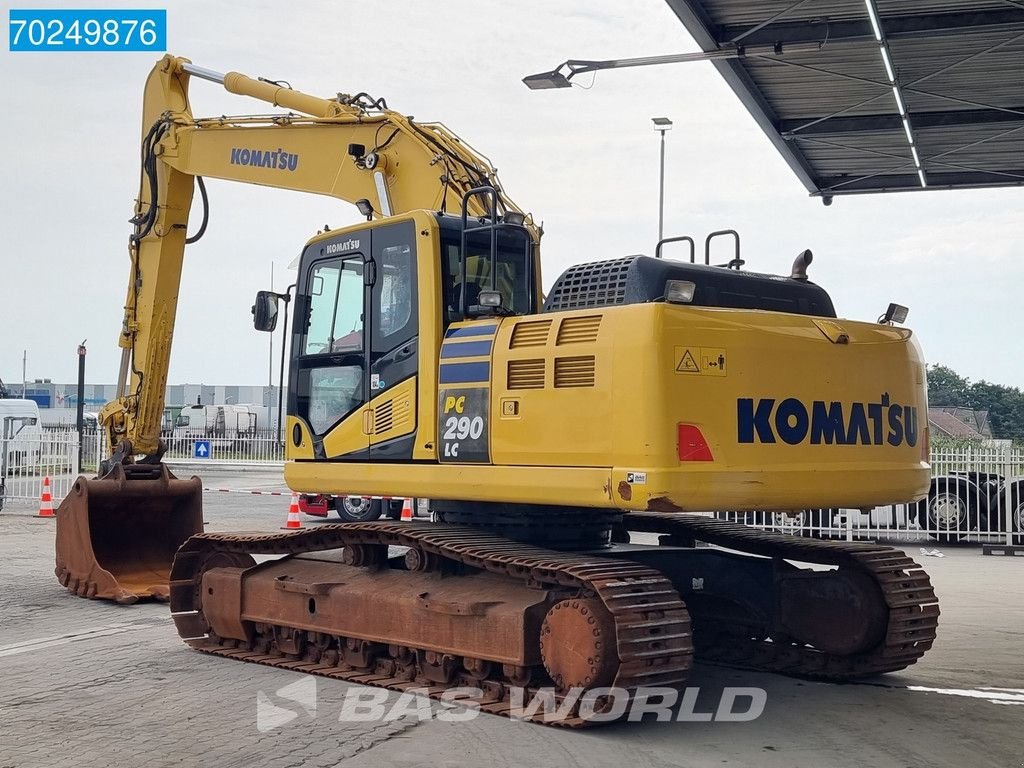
xmin=675 ymin=349 xmax=700 ymax=373
xmin=674 ymin=346 xmax=727 ymax=377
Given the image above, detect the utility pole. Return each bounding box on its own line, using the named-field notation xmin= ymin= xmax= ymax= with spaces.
xmin=22 ymin=350 xmax=27 ymax=398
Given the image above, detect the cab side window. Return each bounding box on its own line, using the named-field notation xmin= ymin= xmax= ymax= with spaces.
xmin=370 ymin=223 xmax=417 ymax=357
xmin=374 ymin=244 xmax=414 ymax=349
xmin=441 ymin=228 xmax=533 ymax=325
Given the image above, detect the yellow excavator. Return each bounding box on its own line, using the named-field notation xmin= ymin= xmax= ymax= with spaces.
xmin=56 ymin=55 xmax=938 ymax=726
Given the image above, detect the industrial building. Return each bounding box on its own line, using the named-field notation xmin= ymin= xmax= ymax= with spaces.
xmin=5 ymin=379 xmax=282 ymax=427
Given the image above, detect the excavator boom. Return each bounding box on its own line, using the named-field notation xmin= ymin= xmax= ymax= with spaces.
xmin=57 ymin=54 xmax=538 ymax=603
xmin=106 ymin=54 xmax=537 ymax=458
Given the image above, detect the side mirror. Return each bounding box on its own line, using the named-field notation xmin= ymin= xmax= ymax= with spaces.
xmin=252 ymin=291 xmax=280 ymax=332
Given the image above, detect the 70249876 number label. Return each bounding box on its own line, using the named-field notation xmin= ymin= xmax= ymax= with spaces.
xmin=9 ymin=9 xmax=166 ymax=52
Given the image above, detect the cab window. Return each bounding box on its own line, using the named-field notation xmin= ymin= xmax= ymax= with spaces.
xmin=308 ymin=365 xmax=363 ymax=434
xmin=442 ymin=228 xmax=533 ymax=323
xmin=304 ymin=258 xmax=364 ymax=355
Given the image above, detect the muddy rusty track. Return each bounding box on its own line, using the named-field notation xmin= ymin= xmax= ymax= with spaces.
xmin=170 ymin=522 xmax=694 ymax=726
xmin=169 ymin=514 xmax=938 ymax=726
xmin=623 ymin=512 xmax=940 ymax=678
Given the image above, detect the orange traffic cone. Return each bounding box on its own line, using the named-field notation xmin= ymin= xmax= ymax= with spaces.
xmin=37 ymin=476 xmax=55 ymax=518
xmin=282 ymin=493 xmax=303 ymax=530
xmin=400 ymin=498 xmax=414 ymax=522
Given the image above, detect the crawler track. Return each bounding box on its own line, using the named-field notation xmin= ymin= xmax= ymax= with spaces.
xmin=169 ymin=522 xmax=694 ymax=727
xmin=623 ymin=512 xmax=939 ymax=678
xmin=170 ymin=515 xmax=938 ymax=726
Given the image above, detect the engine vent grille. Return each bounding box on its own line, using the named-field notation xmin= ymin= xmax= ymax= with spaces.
xmin=543 ymin=257 xmax=632 ymax=312
xmin=554 ymin=356 xmax=596 ymax=388
xmin=374 ymin=399 xmax=394 ymax=433
xmin=510 ymin=320 xmax=553 ymax=348
xmin=556 ymin=315 xmax=602 ymax=345
xmin=507 ymin=359 xmax=545 ymax=389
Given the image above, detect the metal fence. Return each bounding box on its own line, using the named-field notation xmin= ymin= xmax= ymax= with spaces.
xmin=0 ymin=425 xmax=94 ymax=509
xmin=0 ymin=425 xmax=284 ymax=510
xmin=161 ymin=428 xmax=284 ymax=464
xmin=3 ymin=427 xmax=1022 ymax=546
xmin=718 ymin=444 xmax=1024 ymax=545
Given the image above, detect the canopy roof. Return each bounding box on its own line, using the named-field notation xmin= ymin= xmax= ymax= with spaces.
xmin=666 ymin=0 xmax=1024 ymax=199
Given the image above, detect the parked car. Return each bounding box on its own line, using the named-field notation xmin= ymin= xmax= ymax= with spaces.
xmin=837 ymin=486 xmax=1022 ymax=543
xmin=913 ymin=472 xmax=1024 ymax=543
xmin=719 ymin=474 xmax=1024 ymax=544
xmin=298 ymin=493 xmax=405 ymax=522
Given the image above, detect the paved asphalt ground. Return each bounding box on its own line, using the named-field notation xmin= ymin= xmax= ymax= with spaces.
xmin=1 ymin=467 xmax=1021 ymax=768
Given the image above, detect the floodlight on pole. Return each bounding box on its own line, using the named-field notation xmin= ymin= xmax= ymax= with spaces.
xmin=652 ymin=117 xmax=673 ymax=243
xmin=522 ymin=42 xmax=823 ymax=90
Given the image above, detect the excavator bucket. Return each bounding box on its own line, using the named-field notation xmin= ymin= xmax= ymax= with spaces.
xmin=55 ymin=463 xmax=203 ymax=604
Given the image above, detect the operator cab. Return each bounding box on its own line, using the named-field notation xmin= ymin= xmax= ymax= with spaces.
xmin=251 ymin=194 xmax=538 ymax=459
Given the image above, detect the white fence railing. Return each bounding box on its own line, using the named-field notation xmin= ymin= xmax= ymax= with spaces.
xmin=0 ymin=426 xmax=89 ymax=509
xmin=3 ymin=429 xmax=1022 ymax=545
xmin=161 ymin=429 xmax=284 ymax=465
xmin=718 ymin=445 xmax=1024 ymax=545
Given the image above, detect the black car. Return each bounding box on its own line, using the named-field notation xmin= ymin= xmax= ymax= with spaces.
xmin=914 ymin=472 xmax=1024 ymax=543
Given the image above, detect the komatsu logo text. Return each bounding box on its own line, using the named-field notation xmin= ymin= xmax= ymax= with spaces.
xmin=326 ymin=239 xmax=360 ymax=254
xmin=229 ymin=147 xmax=299 ymax=171
xmin=737 ymin=395 xmax=919 ymax=446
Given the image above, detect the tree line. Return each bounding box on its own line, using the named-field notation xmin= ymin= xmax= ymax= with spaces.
xmin=927 ymin=364 xmax=1024 ymax=441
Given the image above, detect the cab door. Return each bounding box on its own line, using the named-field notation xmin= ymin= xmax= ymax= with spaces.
xmin=294 ymin=240 xmax=371 ymax=460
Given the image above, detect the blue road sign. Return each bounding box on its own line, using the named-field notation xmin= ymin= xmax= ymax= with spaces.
xmin=193 ymin=440 xmax=211 ymax=459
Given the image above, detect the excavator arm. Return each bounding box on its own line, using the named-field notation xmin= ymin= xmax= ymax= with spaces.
xmin=58 ymin=54 xmax=539 ymax=604
xmin=101 ymin=54 xmax=538 ymax=458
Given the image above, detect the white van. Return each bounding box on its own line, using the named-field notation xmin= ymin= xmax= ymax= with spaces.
xmin=0 ymin=399 xmax=43 ymax=468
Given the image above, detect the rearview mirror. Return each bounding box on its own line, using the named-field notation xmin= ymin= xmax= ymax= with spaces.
xmin=252 ymin=290 xmax=280 ymax=332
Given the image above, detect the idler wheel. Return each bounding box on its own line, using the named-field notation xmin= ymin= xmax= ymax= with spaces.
xmin=404 ymin=547 xmax=440 ymax=572
xmin=342 ymin=544 xmax=386 ymax=568
xmin=539 ymin=598 xmax=618 ymax=691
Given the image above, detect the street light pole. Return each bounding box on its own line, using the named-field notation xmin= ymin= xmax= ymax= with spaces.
xmin=658 ymin=128 xmax=666 ymax=241
xmin=652 ymin=117 xmax=673 ymax=243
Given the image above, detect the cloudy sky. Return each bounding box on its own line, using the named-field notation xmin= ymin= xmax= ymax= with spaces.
xmin=2 ymin=0 xmax=1022 ymax=391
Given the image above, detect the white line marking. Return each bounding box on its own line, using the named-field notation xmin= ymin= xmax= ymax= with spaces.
xmin=203 ymin=487 xmax=288 ymax=496
xmin=908 ymin=685 xmax=1024 ymax=705
xmin=0 ymin=621 xmax=163 ymax=659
